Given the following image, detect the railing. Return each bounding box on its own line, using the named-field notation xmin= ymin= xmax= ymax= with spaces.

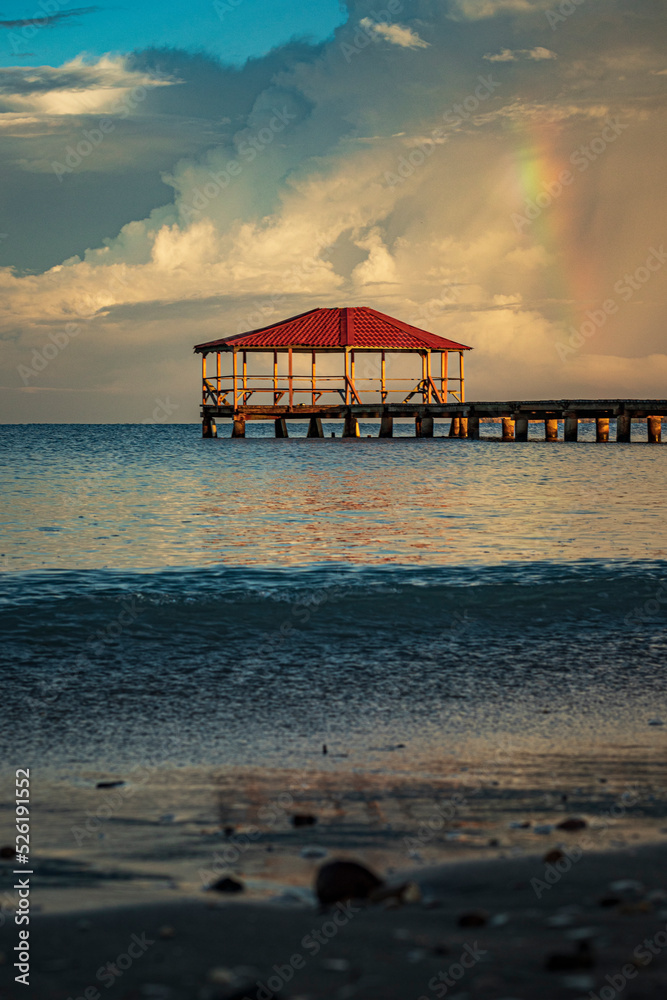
xmin=202 ymin=375 xmax=464 ymax=408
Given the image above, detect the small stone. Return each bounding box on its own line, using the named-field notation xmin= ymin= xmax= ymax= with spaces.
xmin=224 ymin=826 xmax=235 ymax=837
xmin=509 ymin=821 xmax=530 ymax=829
xmin=598 ymin=895 xmax=621 ymax=908
xmin=609 ymin=879 xmax=644 ymax=894
xmin=402 ymin=882 xmax=422 ymax=904
xmin=544 ymin=941 xmax=595 ymax=971
xmin=0 ymin=846 xmax=15 ymax=859
xmin=207 ymin=876 xmax=245 ymax=894
xmin=543 ymin=849 xmax=564 ymax=863
xmin=490 ymin=913 xmax=509 ymax=927
xmin=315 ymin=860 xmax=383 ymax=906
xmin=300 ymin=846 xmax=328 ymax=860
xmin=556 ymin=817 xmax=587 ymax=832
xmin=292 ymin=814 xmax=317 ymax=827
xmin=458 ymin=910 xmax=488 ymax=928
xmin=533 ymin=824 xmax=554 ymax=835
xmin=321 ymin=958 xmax=350 ymax=972
xmin=158 ymin=925 xmax=176 ymax=939
xmin=648 ymin=718 xmax=664 ymax=726
xmin=96 ymin=780 xmax=125 ymax=789
xmin=207 ymin=967 xmax=234 ymax=985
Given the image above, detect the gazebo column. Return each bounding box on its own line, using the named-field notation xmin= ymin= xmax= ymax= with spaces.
xmin=307 ymin=416 xmax=324 ymax=438
xmin=242 ymin=351 xmax=247 ymax=402
xmin=441 ymin=351 xmax=448 ymax=402
xmin=232 ymin=350 xmax=238 ymax=408
xmin=420 ymin=353 xmax=428 ymax=403
xmin=201 ymin=353 xmax=207 ymax=409
xmin=344 ymin=349 xmax=349 ymax=404
xmin=311 ymin=351 xmax=317 ymax=405
xmin=288 ymin=348 xmax=293 ymax=408
xmin=381 ymin=352 xmax=386 ymax=401
xmin=459 ymin=351 xmax=465 ymax=402
xmin=273 ymin=351 xmax=278 ymax=404
xmin=216 ymin=352 xmax=221 ymax=404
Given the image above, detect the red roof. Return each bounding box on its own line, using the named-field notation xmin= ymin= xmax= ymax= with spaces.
xmin=193 ymin=307 xmax=472 ymax=353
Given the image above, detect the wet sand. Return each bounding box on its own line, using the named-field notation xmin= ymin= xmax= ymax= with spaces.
xmin=2 ymin=844 xmax=667 ymax=1000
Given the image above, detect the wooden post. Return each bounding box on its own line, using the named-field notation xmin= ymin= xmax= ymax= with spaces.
xmin=502 ymin=417 xmax=515 ymax=441
xmin=379 ymin=411 xmax=393 ymax=437
xmin=515 ymin=416 xmax=529 ymax=441
xmin=449 ymin=417 xmax=461 ymax=437
xmin=564 ymin=413 xmax=578 ymax=442
xmin=420 ymin=354 xmax=427 ymax=403
xmin=380 ymin=352 xmax=386 ymax=401
xmin=242 ymin=351 xmax=247 ymax=399
xmin=468 ymin=415 xmax=480 ymax=439
xmin=617 ymin=413 xmax=631 ymax=443
xmin=273 ymin=351 xmax=278 ymax=404
xmin=288 ymin=348 xmax=293 ymax=408
xmin=311 ymin=351 xmax=316 ymax=405
xmin=459 ymin=351 xmax=465 ymax=402
xmin=458 ymin=417 xmax=468 ymax=438
xmin=307 ymin=415 xmax=324 ymax=438
xmin=596 ymin=417 xmax=610 ymax=443
xmin=416 ymin=413 xmax=434 ymax=438
xmin=232 ymin=350 xmax=238 ymax=408
xmin=647 ymin=415 xmax=662 ymax=444
xmin=201 ymin=353 xmax=207 ymax=407
xmin=344 ymin=349 xmax=349 ymax=405
xmin=343 ymin=410 xmax=360 ymax=438
xmin=275 ymin=417 xmax=289 ymax=438
xmin=441 ymin=352 xmax=448 ymax=402
xmin=426 ymin=352 xmax=433 ymax=403
xmin=232 ymin=414 xmax=245 ymax=438
xmin=202 ymin=415 xmax=216 ymax=438
xmin=216 ymin=352 xmax=221 ymax=404
xmin=350 ymin=351 xmax=356 ymax=403
xmin=545 ymin=418 xmax=559 ymax=441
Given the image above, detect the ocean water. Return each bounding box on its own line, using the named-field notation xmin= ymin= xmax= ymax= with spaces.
xmin=1 ymin=423 xmax=666 ymax=772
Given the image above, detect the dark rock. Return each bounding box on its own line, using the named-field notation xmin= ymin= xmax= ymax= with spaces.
xmin=0 ymin=846 xmax=15 ymax=859
xmin=223 ymin=826 xmax=235 ymax=838
xmin=322 ymin=744 xmax=328 ymax=755
xmin=599 ymin=895 xmax=621 ymax=908
xmin=543 ymin=849 xmax=565 ymax=863
xmin=315 ymin=860 xmax=384 ymax=906
xmin=207 ymin=877 xmax=245 ymax=894
xmin=544 ymin=941 xmax=595 ymax=971
xmin=292 ymin=814 xmax=317 ymax=827
xmin=96 ymin=781 xmax=125 ymax=789
xmin=458 ymin=910 xmax=488 ymax=928
xmin=556 ymin=817 xmax=587 ymax=832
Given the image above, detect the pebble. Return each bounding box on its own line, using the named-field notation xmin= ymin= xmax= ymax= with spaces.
xmin=533 ymin=824 xmax=554 ymax=835
xmin=292 ymin=814 xmax=317 ymax=828
xmin=458 ymin=910 xmax=488 ymax=928
xmin=556 ymin=817 xmax=587 ymax=832
xmin=609 ymin=879 xmax=644 ymax=894
xmin=509 ymin=821 xmax=531 ymax=829
xmin=490 ymin=912 xmax=509 ymax=927
xmin=300 ymin=846 xmax=328 ymax=860
xmin=0 ymin=846 xmax=15 ymax=859
xmin=158 ymin=925 xmax=176 ymax=939
xmin=95 ymin=780 xmax=125 ymax=789
xmin=207 ymin=876 xmax=245 ymax=894
xmin=315 ymin=860 xmax=383 ymax=906
xmin=648 ymin=719 xmax=664 ymax=726
xmin=543 ymin=849 xmax=565 ymax=863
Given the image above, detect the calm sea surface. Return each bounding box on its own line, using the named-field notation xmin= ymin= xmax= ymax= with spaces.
xmin=1 ymin=423 xmax=666 ymax=772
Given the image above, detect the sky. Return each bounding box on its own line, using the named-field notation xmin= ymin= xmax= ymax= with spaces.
xmin=1 ymin=0 xmax=666 ymax=422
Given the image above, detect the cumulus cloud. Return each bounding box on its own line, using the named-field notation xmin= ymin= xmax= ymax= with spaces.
xmin=359 ymin=18 xmax=429 ymax=49
xmin=448 ymin=0 xmax=554 ymax=20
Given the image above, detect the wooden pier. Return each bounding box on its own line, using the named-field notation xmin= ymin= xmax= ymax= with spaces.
xmin=194 ymin=307 xmax=664 ymax=442
xmin=200 ymin=399 xmax=665 ymax=442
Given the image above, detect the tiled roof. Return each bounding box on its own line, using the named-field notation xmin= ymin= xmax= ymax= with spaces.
xmin=194 ymin=307 xmax=472 ymax=352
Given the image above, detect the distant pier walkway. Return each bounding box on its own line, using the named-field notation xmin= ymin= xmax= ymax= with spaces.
xmin=201 ymin=400 xmax=666 ymax=442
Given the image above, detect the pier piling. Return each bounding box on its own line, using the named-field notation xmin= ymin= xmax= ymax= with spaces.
xmin=501 ymin=417 xmax=515 ymax=442
xmin=545 ymin=418 xmax=559 ymax=442
xmin=468 ymin=416 xmax=480 ymax=440
xmin=307 ymin=416 xmax=323 ymax=438
xmin=617 ymin=413 xmax=631 ymax=443
xmin=596 ymin=417 xmax=610 ymax=443
xmin=648 ymin=415 xmax=662 ymax=444
xmin=416 ymin=414 xmax=434 ymax=438
xmin=232 ymin=415 xmax=246 ymax=438
xmin=564 ymin=414 xmax=578 ymax=442
xmin=343 ymin=412 xmax=360 ymax=438
xmin=515 ymin=416 xmax=528 ymax=441
xmin=449 ymin=417 xmax=461 ymax=438
xmin=379 ymin=412 xmax=393 ymax=438
xmin=275 ymin=417 xmax=289 ymax=438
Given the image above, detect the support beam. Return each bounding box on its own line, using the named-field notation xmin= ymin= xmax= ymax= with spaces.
xmin=288 ymin=348 xmax=293 ymax=408
xmin=467 ymin=415 xmax=480 ymax=440
xmin=648 ymin=415 xmax=662 ymax=444
xmin=515 ymin=416 xmax=529 ymax=441
xmin=306 ymin=415 xmax=324 ymax=438
xmin=232 ymin=415 xmax=246 ymax=438
xmin=449 ymin=416 xmax=461 ymax=437
xmin=545 ymin=418 xmax=559 ymax=441
xmin=275 ymin=417 xmax=289 ymax=438
xmin=596 ymin=417 xmax=610 ymax=443
xmin=343 ymin=410 xmax=360 ymax=438
xmin=379 ymin=412 xmax=393 ymax=438
xmin=416 ymin=414 xmax=434 ymax=438
xmin=202 ymin=415 xmax=216 ymax=438
xmin=441 ymin=351 xmax=448 ymax=402
xmin=232 ymin=350 xmax=238 ymax=408
xmin=502 ymin=417 xmax=515 ymax=441
xmin=617 ymin=413 xmax=631 ymax=443
xmin=564 ymin=413 xmax=578 ymax=442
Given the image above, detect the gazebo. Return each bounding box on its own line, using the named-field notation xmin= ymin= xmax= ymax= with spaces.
xmin=194 ymin=306 xmax=472 ymax=437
